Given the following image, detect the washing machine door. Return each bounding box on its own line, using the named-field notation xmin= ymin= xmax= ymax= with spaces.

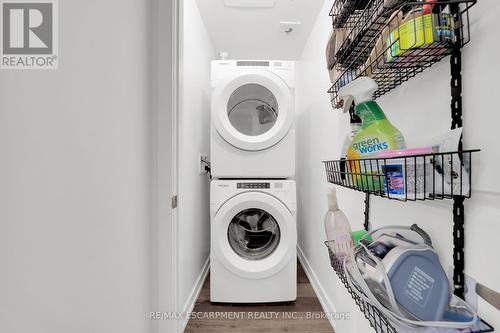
xmin=213 ymin=192 xmax=296 ymax=279
xmin=211 ymin=69 xmax=294 ymax=151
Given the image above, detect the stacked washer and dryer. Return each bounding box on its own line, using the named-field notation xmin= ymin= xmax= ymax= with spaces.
xmin=210 ymin=60 xmax=297 ymax=303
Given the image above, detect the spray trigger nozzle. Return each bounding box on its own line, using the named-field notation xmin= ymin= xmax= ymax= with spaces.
xmin=337 ymin=77 xmax=379 ymax=113
xmin=340 ymin=95 xmax=354 ymax=114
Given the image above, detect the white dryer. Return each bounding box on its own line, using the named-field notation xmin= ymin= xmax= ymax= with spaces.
xmin=210 ymin=179 xmax=297 ymax=303
xmin=210 ymin=60 xmax=295 ymax=179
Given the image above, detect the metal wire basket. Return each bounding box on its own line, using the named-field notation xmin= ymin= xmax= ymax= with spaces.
xmin=324 ymin=241 xmax=494 ymax=333
xmin=323 ymin=150 xmax=479 ymax=201
xmin=328 ymin=0 xmax=476 ymax=106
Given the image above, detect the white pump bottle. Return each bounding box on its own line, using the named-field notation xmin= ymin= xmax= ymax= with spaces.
xmin=324 ymin=187 xmax=353 ymax=258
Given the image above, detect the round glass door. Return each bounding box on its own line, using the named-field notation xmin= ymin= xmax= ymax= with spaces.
xmin=212 ymin=191 xmax=296 ymax=278
xmin=227 ymin=84 xmax=278 ymax=137
xmin=211 ymin=70 xmax=294 ymax=151
xmin=227 ymin=208 xmax=281 ymax=260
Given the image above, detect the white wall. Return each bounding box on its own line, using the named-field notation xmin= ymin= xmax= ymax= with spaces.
xmin=0 ymin=1 xmax=153 ymax=333
xmin=296 ymin=2 xmax=371 ymax=331
xmin=297 ymin=0 xmax=500 ymax=332
xmin=195 ymin=0 xmax=324 ymax=60
xmin=151 ymin=0 xmax=177 ymax=332
xmin=177 ymin=0 xmax=214 ymax=326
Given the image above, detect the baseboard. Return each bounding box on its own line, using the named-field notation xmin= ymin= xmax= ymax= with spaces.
xmin=179 ymin=257 xmax=210 ymax=333
xmin=297 ymin=245 xmax=337 ymax=331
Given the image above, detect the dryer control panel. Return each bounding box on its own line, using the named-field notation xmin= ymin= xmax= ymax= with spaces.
xmin=211 ymin=60 xmax=295 ymax=88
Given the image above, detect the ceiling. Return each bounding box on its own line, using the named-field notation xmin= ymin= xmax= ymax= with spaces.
xmin=195 ymin=0 xmax=326 ymax=60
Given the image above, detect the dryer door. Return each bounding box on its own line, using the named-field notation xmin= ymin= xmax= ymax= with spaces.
xmin=212 ymin=192 xmax=296 ymax=279
xmin=211 ymin=69 xmax=294 ymax=151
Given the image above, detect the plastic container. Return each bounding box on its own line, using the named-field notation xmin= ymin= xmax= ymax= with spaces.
xmin=376 ymin=147 xmax=433 ymax=199
xmin=338 ymin=77 xmax=407 ymax=190
xmin=377 ymin=147 xmax=433 ymax=158
xmin=324 ymin=187 xmax=353 ymax=259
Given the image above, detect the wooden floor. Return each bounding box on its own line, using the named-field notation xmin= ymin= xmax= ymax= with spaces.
xmin=185 ymin=261 xmax=335 ymax=333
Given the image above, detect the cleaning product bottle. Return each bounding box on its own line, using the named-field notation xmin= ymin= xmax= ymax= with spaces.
xmin=340 ymin=103 xmax=362 ymax=185
xmin=338 ymin=77 xmax=406 ymax=189
xmin=324 ymin=187 xmax=353 ymax=260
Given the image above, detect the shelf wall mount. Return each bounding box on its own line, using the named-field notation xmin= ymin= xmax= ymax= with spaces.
xmin=450 ymin=1 xmax=466 ymax=300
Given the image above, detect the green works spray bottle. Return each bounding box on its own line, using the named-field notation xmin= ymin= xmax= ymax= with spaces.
xmin=338 ymin=77 xmax=406 ymax=189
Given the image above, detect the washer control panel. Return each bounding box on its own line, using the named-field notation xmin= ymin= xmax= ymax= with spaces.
xmin=211 ymin=180 xmax=296 ymax=212
xmin=237 ymin=182 xmax=271 ymax=189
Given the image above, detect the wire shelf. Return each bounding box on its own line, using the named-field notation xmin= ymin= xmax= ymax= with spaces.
xmin=328 ymin=0 xmax=409 ymax=71
xmin=328 ymin=0 xmax=476 ymax=106
xmin=326 ymin=244 xmax=397 ymax=333
xmin=323 ymin=150 xmax=479 ymax=201
xmin=324 ymin=243 xmax=494 ymax=333
xmin=330 ymin=0 xmax=373 ymax=29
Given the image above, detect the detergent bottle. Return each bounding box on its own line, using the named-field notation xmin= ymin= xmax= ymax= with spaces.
xmin=338 ymin=77 xmax=406 ymax=189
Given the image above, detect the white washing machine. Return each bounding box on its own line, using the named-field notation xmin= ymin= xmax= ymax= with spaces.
xmin=210 ymin=179 xmax=297 ymax=303
xmin=210 ymin=60 xmax=295 ymax=179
